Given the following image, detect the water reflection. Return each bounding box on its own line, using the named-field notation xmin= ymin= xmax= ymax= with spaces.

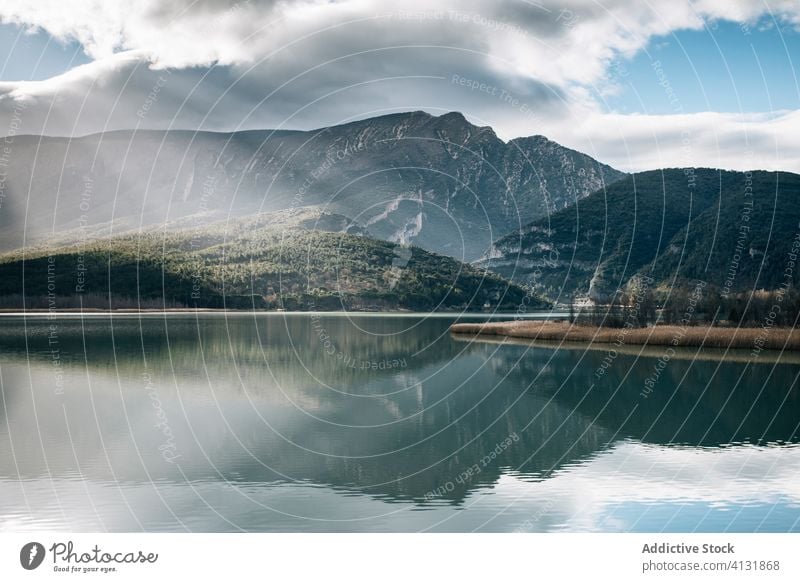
xmin=0 ymin=314 xmax=797 ymax=531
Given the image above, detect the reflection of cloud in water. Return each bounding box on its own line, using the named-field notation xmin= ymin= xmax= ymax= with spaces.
xmin=491 ymin=441 xmax=800 ymax=532
xmin=1 ymin=441 xmax=798 ymax=532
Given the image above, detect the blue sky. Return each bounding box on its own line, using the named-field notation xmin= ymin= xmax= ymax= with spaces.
xmin=603 ymin=19 xmax=800 ymax=115
xmin=0 ymin=23 xmax=88 ymax=81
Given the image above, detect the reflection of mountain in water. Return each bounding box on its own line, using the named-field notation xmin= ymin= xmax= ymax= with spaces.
xmin=486 ymin=341 xmax=800 ymax=447
xmin=0 ymin=314 xmax=797 ymax=510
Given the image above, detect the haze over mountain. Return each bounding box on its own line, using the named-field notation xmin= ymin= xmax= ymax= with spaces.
xmin=0 ymin=208 xmax=544 ymax=312
xmin=0 ymin=111 xmax=624 ymax=261
xmin=480 ymin=168 xmax=800 ymax=302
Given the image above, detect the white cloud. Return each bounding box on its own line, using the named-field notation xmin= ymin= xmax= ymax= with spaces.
xmin=3 ymin=0 xmax=796 ymax=88
xmin=0 ymin=0 xmax=798 ymax=171
xmin=536 ymin=109 xmax=800 ymax=173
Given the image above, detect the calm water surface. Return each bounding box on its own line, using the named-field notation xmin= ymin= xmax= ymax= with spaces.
xmin=0 ymin=313 xmax=798 ymax=532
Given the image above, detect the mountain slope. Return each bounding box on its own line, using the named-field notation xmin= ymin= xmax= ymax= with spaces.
xmin=0 ymin=208 xmax=545 ymax=311
xmin=0 ymin=111 xmax=624 ymax=260
xmin=650 ymin=170 xmax=800 ymax=291
xmin=480 ymin=169 xmax=800 ymax=301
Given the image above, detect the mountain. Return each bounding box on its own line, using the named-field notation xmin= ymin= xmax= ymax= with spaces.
xmin=0 ymin=208 xmax=546 ymax=311
xmin=0 ymin=111 xmax=624 ymax=260
xmin=480 ymin=168 xmax=800 ymax=301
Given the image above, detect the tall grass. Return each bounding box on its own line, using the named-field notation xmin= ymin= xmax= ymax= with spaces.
xmin=450 ymin=321 xmax=800 ymax=351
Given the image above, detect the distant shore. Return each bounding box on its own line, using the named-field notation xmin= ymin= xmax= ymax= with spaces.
xmin=450 ymin=321 xmax=800 ymax=352
xmin=0 ymin=308 xmax=551 ymax=317
xmin=0 ymin=308 xmax=220 ymax=313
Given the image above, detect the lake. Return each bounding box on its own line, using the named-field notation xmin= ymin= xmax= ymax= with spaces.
xmin=0 ymin=313 xmax=798 ymax=532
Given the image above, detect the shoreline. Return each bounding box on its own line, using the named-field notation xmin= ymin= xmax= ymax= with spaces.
xmin=0 ymin=309 xmax=561 ymax=318
xmin=450 ymin=333 xmax=800 ymax=365
xmin=449 ymin=321 xmax=800 ymax=352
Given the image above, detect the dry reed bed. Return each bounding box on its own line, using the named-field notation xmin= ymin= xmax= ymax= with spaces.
xmin=450 ymin=321 xmax=800 ymax=351
xmin=449 ymin=333 xmax=800 ymax=364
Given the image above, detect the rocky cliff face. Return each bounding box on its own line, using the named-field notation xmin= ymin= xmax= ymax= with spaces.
xmin=0 ymin=111 xmax=624 ymax=259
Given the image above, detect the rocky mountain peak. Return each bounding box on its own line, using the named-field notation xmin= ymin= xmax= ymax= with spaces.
xmin=0 ymin=112 xmax=626 ymax=262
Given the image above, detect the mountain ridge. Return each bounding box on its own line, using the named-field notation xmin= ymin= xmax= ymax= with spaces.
xmin=0 ymin=110 xmax=625 ymax=261
xmin=479 ymin=168 xmax=800 ymax=302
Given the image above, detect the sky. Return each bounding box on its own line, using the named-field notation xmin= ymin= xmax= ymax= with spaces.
xmin=0 ymin=0 xmax=798 ymax=173
xmin=604 ymin=20 xmax=800 ymax=115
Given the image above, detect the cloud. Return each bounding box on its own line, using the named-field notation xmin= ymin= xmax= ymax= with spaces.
xmin=545 ymin=109 xmax=800 ymax=173
xmin=0 ymin=0 xmax=798 ymax=172
xmin=5 ymin=0 xmax=795 ymax=87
